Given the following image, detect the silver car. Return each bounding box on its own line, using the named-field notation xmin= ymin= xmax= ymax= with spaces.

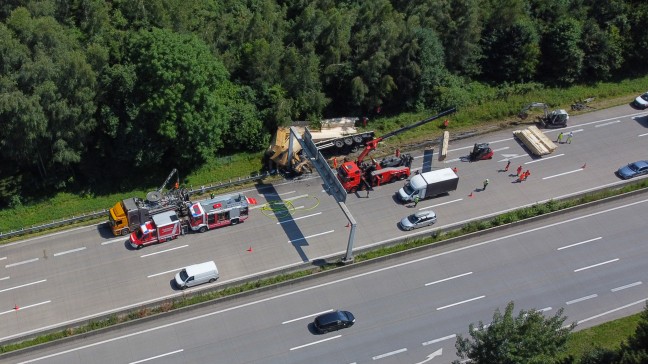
xmin=400 ymin=210 xmax=437 ymax=231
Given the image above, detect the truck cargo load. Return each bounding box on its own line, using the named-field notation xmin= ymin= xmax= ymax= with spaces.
xmin=513 ymin=125 xmax=557 ymax=156
xmin=397 ymin=168 xmax=459 ymax=202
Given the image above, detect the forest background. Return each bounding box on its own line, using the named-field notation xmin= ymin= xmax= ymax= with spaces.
xmin=1 ymin=0 xmax=648 ymax=211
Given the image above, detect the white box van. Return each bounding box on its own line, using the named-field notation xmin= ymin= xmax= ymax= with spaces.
xmin=175 ymin=261 xmax=219 ymax=289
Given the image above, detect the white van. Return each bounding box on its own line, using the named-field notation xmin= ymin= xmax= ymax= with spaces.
xmin=174 ymin=261 xmax=219 ymax=289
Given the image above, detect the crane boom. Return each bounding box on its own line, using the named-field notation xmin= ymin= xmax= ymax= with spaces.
xmin=356 ymin=107 xmax=457 ymax=164
xmin=158 ymin=168 xmax=179 ymax=193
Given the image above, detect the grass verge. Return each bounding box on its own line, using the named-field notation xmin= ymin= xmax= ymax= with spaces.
xmin=2 ymin=178 xmax=647 ymax=355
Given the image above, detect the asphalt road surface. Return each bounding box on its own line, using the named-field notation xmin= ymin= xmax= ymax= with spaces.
xmin=6 ymin=192 xmax=647 ymax=364
xmin=1 ymin=104 xmax=647 ymax=341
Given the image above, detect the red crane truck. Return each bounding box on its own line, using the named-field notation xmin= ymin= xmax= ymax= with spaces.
xmin=337 ymin=108 xmax=456 ymax=193
xmin=129 ymin=210 xmax=182 ymax=249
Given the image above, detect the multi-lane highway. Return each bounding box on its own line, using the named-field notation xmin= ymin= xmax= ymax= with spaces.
xmin=1 ymin=104 xmax=647 ymax=342
xmin=7 ymin=193 xmax=647 ymax=363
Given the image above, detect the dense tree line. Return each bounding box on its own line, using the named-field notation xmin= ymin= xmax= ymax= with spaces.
xmin=1 ymin=0 xmax=648 ymax=205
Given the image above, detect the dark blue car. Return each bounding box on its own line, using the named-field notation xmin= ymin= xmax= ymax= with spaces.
xmin=617 ymin=160 xmax=648 ymax=179
xmin=313 ymin=310 xmax=355 ymax=333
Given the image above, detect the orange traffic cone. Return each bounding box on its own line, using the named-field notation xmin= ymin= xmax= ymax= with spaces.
xmin=246 ymin=246 xmax=253 ymax=252
xmin=345 ymin=222 xmax=350 ymax=228
xmin=468 ymin=192 xmax=474 ymax=198
xmin=14 ymin=305 xmax=19 ymax=310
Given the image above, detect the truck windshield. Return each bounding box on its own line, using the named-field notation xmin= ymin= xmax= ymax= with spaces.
xmin=135 ymin=230 xmax=145 ymax=240
xmin=403 ymin=183 xmax=414 ymax=195
xmin=337 ymin=167 xmax=350 ymax=182
xmin=179 ymin=269 xmax=189 ymax=282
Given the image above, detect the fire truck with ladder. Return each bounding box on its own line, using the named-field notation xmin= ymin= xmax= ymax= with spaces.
xmin=337 ymin=108 xmax=457 ymax=193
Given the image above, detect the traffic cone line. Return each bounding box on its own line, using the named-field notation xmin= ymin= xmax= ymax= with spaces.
xmin=246 ymin=246 xmax=253 ymax=252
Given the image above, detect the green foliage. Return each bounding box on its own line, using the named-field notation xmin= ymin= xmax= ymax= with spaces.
xmin=454 ymin=301 xmax=575 ymax=364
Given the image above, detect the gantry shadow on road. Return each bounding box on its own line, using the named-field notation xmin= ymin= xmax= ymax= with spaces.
xmin=255 ymin=182 xmax=309 ymax=262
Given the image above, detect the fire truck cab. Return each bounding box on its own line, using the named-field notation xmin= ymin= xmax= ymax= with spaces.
xmin=129 ymin=210 xmax=181 ymax=249
xmin=188 ymin=194 xmax=251 ymax=233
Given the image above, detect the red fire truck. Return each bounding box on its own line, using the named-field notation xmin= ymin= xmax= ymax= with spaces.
xmin=188 ymin=193 xmax=256 ymax=233
xmin=129 ymin=210 xmax=182 ymax=249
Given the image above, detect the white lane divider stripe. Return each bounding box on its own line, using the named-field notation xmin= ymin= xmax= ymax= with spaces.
xmin=140 ymin=245 xmax=188 ymax=258
xmin=282 ymin=309 xmax=333 ymax=324
xmin=129 ymin=349 xmax=184 ymax=364
xmin=574 ymin=259 xmax=619 ymax=272
xmin=0 ymin=300 xmax=51 ymax=316
xmin=437 ymin=295 xmax=485 ymax=310
xmin=557 ymin=237 xmax=602 ymax=250
xmin=290 ymin=335 xmax=341 ymax=351
xmin=5 ymin=258 xmax=39 ymax=268
xmin=289 ymin=230 xmax=334 ymax=243
xmin=53 ymin=247 xmax=86 ymax=257
xmin=611 ymin=281 xmax=642 ymax=292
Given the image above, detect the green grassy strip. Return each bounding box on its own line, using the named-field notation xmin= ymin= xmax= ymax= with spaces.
xmin=3 ymin=74 xmax=648 ymax=233
xmin=2 ymin=179 xmax=647 ymax=355
xmin=564 ymin=312 xmax=642 ymax=360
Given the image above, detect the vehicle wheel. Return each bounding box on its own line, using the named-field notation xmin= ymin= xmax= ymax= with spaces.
xmin=199 ymin=226 xmax=207 ymax=233
xmin=180 ymin=285 xmax=186 ymax=290
xmin=351 ymin=145 xmax=359 ymax=153
xmin=121 ymin=228 xmax=129 ymax=236
xmin=136 ymin=244 xmax=142 ymax=250
xmin=399 ymin=174 xmax=407 ymax=180
xmin=334 ymin=140 xmax=345 ymax=148
xmin=350 ymin=187 xmax=358 ymax=193
xmin=209 ymin=278 xmax=216 ymax=283
xmin=231 ymin=218 xmax=239 ymax=225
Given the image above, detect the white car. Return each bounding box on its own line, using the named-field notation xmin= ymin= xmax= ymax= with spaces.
xmin=399 ymin=210 xmax=437 ymax=231
xmin=633 ymin=92 xmax=648 ymax=109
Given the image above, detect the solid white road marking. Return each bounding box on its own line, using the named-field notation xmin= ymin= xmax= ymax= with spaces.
xmin=373 ymin=348 xmax=407 ymax=360
xmin=289 ymin=230 xmax=334 ymax=243
xmin=129 ymin=349 xmax=183 ymax=364
xmin=437 ymin=296 xmax=485 ymax=310
xmin=566 ymin=294 xmax=598 ymax=305
xmin=140 ymin=245 xmax=188 ymax=258
xmin=53 ymin=247 xmax=86 ymax=257
xmin=576 ymin=298 xmax=648 ymax=325
xmin=0 ymin=300 xmax=51 ymax=316
xmin=594 ymin=120 xmax=621 ymax=127
xmin=148 ymin=268 xmax=184 ymax=278
xmin=289 ymin=335 xmax=341 ymax=351
xmin=282 ymin=309 xmax=333 ymax=324
xmin=525 ymin=154 xmax=564 ymax=164
xmin=574 ymin=258 xmax=619 ymax=272
xmin=611 ymin=281 xmax=642 ymax=292
xmin=277 ymin=212 xmax=322 ymax=224
xmin=422 ymin=334 xmax=456 ymax=346
xmin=557 ymin=237 xmax=602 ymax=250
xmin=419 ymin=199 xmax=463 ymax=210
xmin=542 ymin=168 xmax=583 ymax=180
xmin=0 ymin=279 xmax=47 ymax=294
xmin=5 ymin=258 xmax=39 ymax=268
xmin=425 ymin=272 xmax=472 ymax=286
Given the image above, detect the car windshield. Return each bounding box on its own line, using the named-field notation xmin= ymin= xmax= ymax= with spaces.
xmin=642 ymin=94 xmax=648 ymax=101
xmin=629 ymin=163 xmax=639 ymax=171
xmin=403 ymin=183 xmax=415 ymax=195
xmin=179 ymin=269 xmax=189 ymax=281
xmin=407 ymin=215 xmax=421 ymax=224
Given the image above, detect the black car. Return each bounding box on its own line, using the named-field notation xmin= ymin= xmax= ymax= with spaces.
xmin=313 ymin=310 xmax=355 ymax=333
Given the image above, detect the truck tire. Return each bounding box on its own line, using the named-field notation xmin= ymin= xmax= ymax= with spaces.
xmin=231 ymin=218 xmax=239 ymax=225
xmin=121 ymin=228 xmax=129 ymax=236
xmin=136 ymin=244 xmax=142 ymax=250
xmin=344 ymin=137 xmax=353 ymax=146
xmin=199 ymin=226 xmax=207 ymax=233
xmin=353 ymin=135 xmax=363 ymax=144
xmin=334 ymin=140 xmax=345 ymax=148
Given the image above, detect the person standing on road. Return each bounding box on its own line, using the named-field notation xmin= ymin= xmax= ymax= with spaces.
xmin=516 ymin=165 xmax=523 ymax=177
xmin=413 ymin=195 xmax=420 ymax=207
xmin=566 ymin=131 xmax=574 ymax=144
xmin=483 ymin=179 xmax=489 ymax=190
xmin=524 ymin=170 xmax=530 ymax=180
xmin=556 ymin=132 xmax=564 ymax=143
xmin=504 ymin=160 xmax=511 ymax=172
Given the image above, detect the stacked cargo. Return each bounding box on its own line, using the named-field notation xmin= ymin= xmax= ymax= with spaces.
xmin=513 ymin=125 xmax=557 ymax=156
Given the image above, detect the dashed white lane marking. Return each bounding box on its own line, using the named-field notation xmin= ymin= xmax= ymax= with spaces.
xmin=372 ymin=348 xmax=407 ymax=360
xmin=639 ymin=132 xmax=648 ymax=137
xmin=277 ymin=212 xmax=322 ymax=224
xmin=422 ymin=334 xmax=456 ymax=346
xmin=5 ymin=258 xmax=39 ymax=268
xmin=492 ymin=147 xmax=509 ymax=152
xmin=419 ymin=199 xmax=463 ymax=210
xmin=542 ymin=168 xmax=583 ymax=180
xmin=611 ymin=281 xmax=642 ymax=292
xmin=566 ymin=294 xmax=598 ymax=305
xmin=574 ymin=258 xmax=619 ymax=272
xmin=425 ymin=272 xmax=472 ymax=286
xmin=129 ymin=349 xmax=184 ymax=364
xmin=140 ymin=245 xmax=188 ymax=258
xmin=289 ymin=230 xmax=334 ymax=243
xmin=102 ymin=237 xmax=127 ymax=245
xmin=282 ymin=309 xmax=333 ymax=324
xmin=0 ymin=257 xmax=6 ymax=261
xmin=557 ymin=237 xmax=602 ymax=250
xmin=437 ymin=295 xmax=485 ymax=310
xmin=290 ymin=335 xmax=341 ymax=351
xmin=525 ymin=154 xmax=564 ymax=164
xmin=53 ymin=247 xmax=86 ymax=257
xmin=147 ymin=268 xmax=184 ymax=278
xmin=443 ymin=158 xmax=461 ymax=163
xmin=0 ymin=300 xmax=51 ymax=316
xmin=0 ymin=276 xmax=9 ymax=281
xmin=0 ymin=279 xmax=47 ymax=293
